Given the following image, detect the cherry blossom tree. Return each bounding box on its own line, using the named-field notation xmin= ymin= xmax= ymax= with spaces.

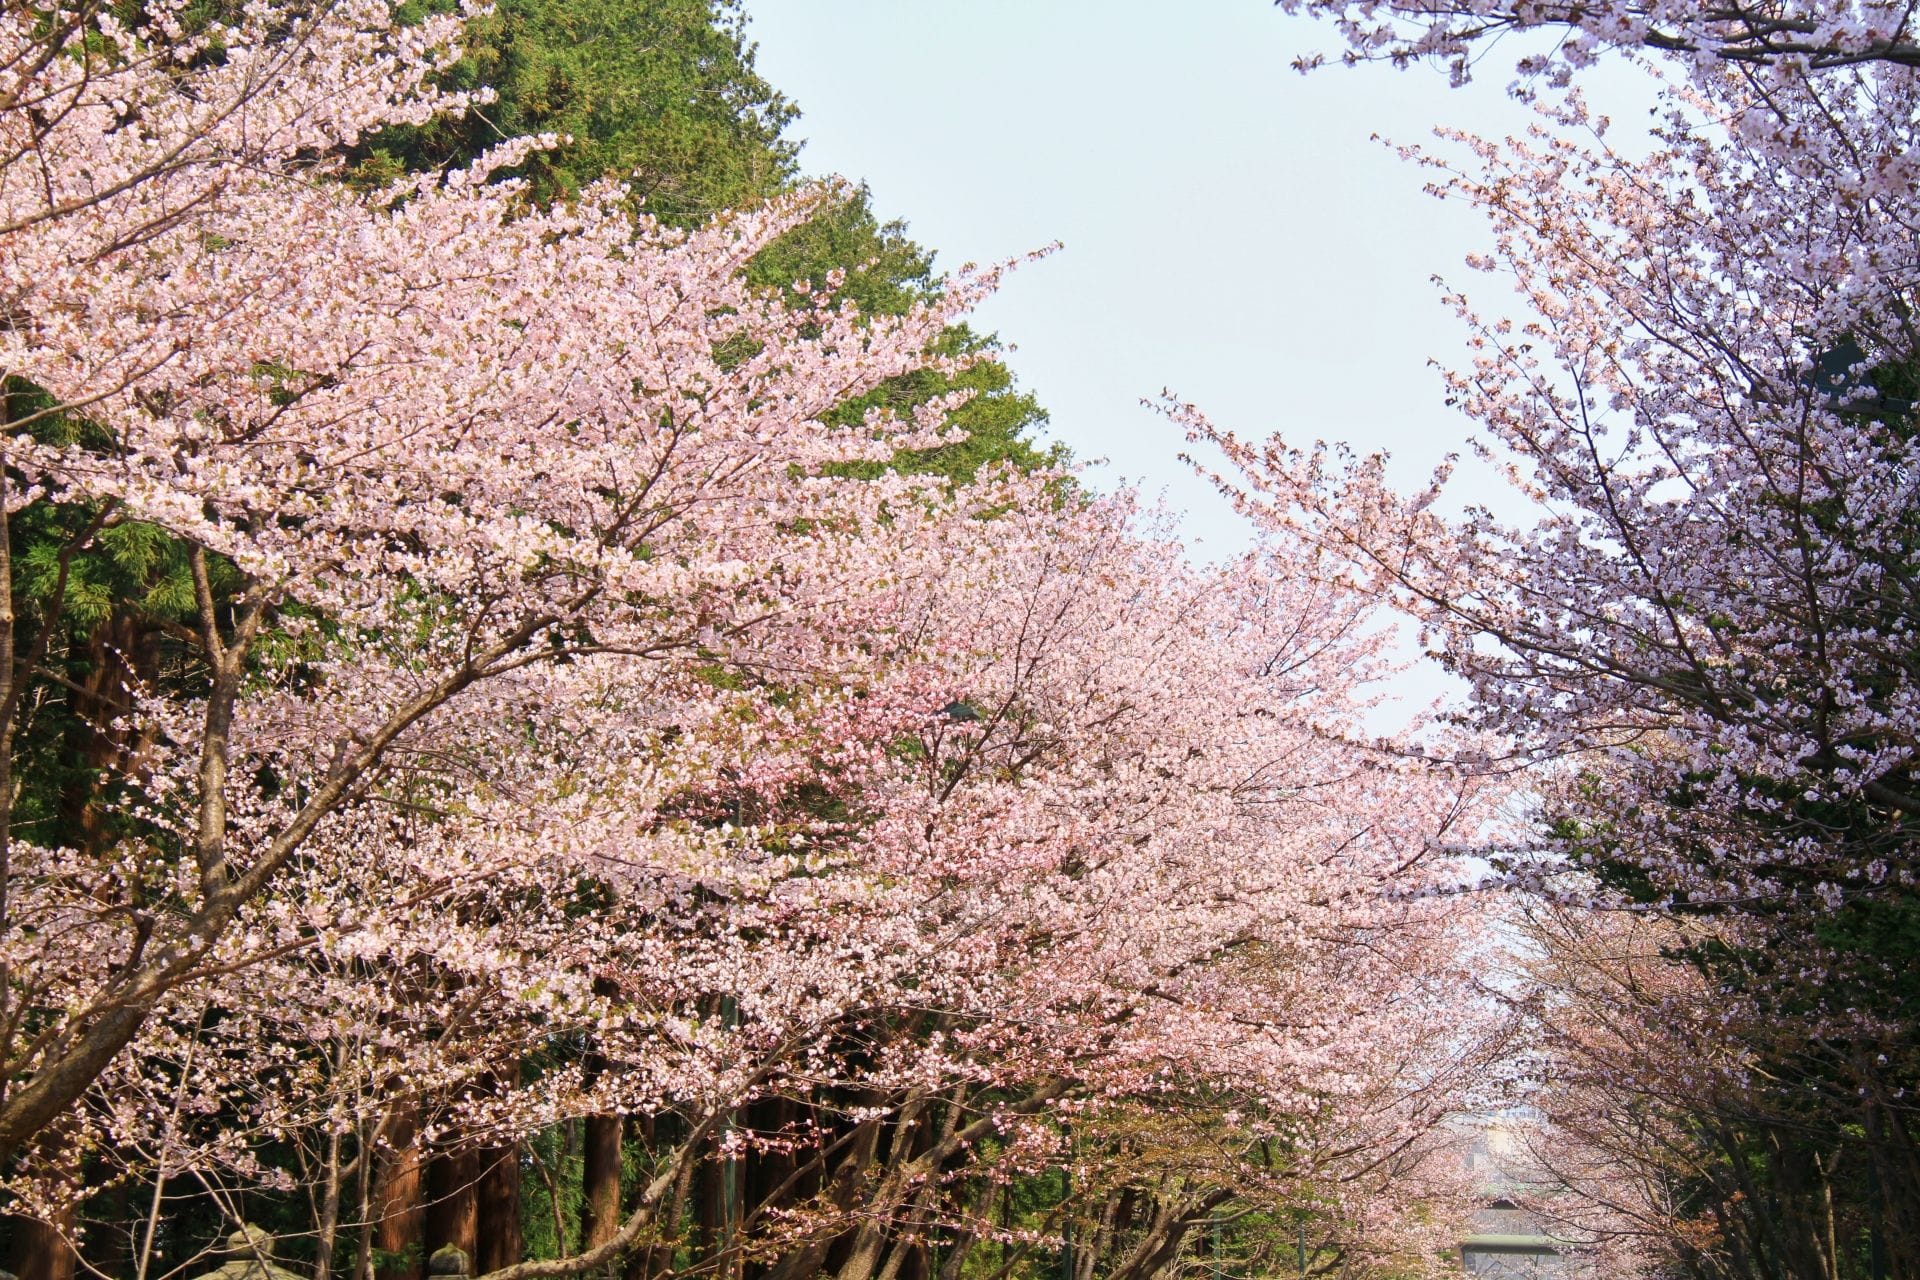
xmin=1272 ymin=0 xmax=1920 ymax=80
xmin=1505 ymin=900 xmax=1784 ymax=1279
xmin=35 ymin=475 xmax=1504 ymax=1276
xmin=1185 ymin=72 xmax=1918 ymax=908
xmin=0 ymin=0 xmax=1008 ymax=1176
xmin=1192 ymin=0 xmax=1920 ymax=1268
xmin=1 ymin=4 xmax=1512 ymax=1273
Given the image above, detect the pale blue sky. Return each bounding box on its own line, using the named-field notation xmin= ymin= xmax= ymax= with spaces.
xmin=746 ymin=3 xmax=1654 ymax=555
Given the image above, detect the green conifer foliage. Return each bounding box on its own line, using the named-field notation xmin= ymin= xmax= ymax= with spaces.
xmin=357 ymin=0 xmax=1057 ymax=485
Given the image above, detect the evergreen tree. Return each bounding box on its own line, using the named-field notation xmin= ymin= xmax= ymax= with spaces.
xmin=356 ymin=0 xmax=1058 ymax=485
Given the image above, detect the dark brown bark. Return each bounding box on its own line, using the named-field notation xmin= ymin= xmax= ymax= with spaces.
xmin=741 ymin=1096 xmax=795 ymax=1280
xmin=622 ymin=1115 xmax=672 ymax=1280
xmin=78 ymin=1170 xmax=134 ymax=1279
xmin=581 ymin=977 xmax=625 ymax=1253
xmin=374 ymin=1101 xmax=429 ymax=1280
xmin=581 ymin=1114 xmax=623 ymax=1251
xmin=894 ymin=1240 xmax=929 ymax=1280
xmin=3 ymin=1115 xmax=81 ymax=1280
xmin=468 ymin=1108 xmax=722 ymax=1280
xmin=933 ymin=1179 xmax=997 ymax=1280
xmin=427 ymin=1140 xmax=481 ymax=1262
xmin=475 ymin=1140 xmax=524 ymax=1272
xmin=1074 ymin=1193 xmax=1119 ymax=1280
xmin=762 ymin=1114 xmax=885 ymax=1280
xmin=4 ymin=1208 xmax=76 ymax=1280
xmin=695 ymin=1138 xmax=727 ymax=1266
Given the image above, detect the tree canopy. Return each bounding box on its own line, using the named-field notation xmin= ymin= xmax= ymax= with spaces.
xmin=0 ymin=6 xmax=1476 ymax=1280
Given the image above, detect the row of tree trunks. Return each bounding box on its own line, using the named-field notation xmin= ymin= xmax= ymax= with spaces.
xmin=3 ymin=609 xmax=166 ymax=1280
xmin=352 ymin=1070 xmax=1114 ymax=1280
xmin=5 ymin=1091 xmax=1211 ymax=1280
xmin=371 ymin=1099 xmax=522 ymax=1280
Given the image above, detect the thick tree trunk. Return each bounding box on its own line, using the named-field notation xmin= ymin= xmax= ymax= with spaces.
xmin=1076 ymin=1193 xmax=1119 ymax=1280
xmin=581 ymin=1115 xmax=623 ymax=1251
xmin=4 ymin=1209 xmax=76 ymax=1280
xmin=374 ymin=1102 xmax=429 ymax=1280
xmin=5 ymin=1119 xmax=81 ymax=1280
xmin=581 ymin=976 xmax=625 ymax=1253
xmin=934 ymin=1179 xmax=996 ymax=1280
xmin=623 ymin=1115 xmax=672 ymax=1280
xmin=695 ymin=1138 xmax=727 ymax=1268
xmin=426 ymin=1140 xmax=480 ymax=1262
xmin=870 ymin=1094 xmax=946 ymax=1280
xmin=742 ymin=1097 xmax=795 ymax=1280
xmin=475 ymin=1140 xmax=523 ymax=1272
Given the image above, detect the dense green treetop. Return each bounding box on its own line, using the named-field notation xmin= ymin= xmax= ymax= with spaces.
xmin=353 ymin=0 xmax=1058 ymax=483
xmin=364 ymin=0 xmax=797 ymax=222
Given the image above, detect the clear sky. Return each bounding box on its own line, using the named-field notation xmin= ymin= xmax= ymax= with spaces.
xmin=745 ymin=2 xmax=1654 ymax=557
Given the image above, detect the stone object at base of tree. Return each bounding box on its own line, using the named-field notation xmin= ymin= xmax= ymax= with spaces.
xmin=428 ymin=1245 xmax=471 ymax=1277
xmin=189 ymin=1226 xmax=303 ymax=1280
